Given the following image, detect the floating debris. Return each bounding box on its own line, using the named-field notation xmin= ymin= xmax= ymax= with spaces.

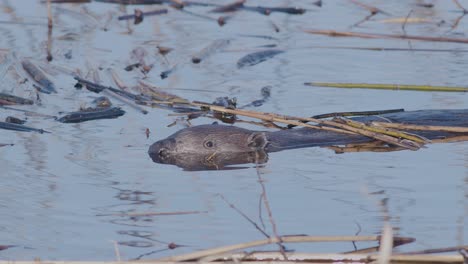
xmin=240 ymin=86 xmax=271 ymax=108
xmin=243 ymin=6 xmax=306 ymax=15
xmin=49 ymin=0 xmax=91 ymax=3
xmin=192 ymin=39 xmax=230 ymax=64
xmin=21 ymin=59 xmax=56 ymax=94
xmin=212 ymin=97 xmax=237 ymax=123
xmin=237 ymin=49 xmax=284 ymax=68
xmin=304 ymin=29 xmax=468 ymax=44
xmin=217 ymin=16 xmax=231 ymax=26
xmin=0 ymin=121 xmax=49 ymax=133
xmin=74 ymin=77 xmax=149 ymax=114
xmin=160 ymin=65 xmax=176 ymax=79
xmin=75 ymin=77 xmax=143 ymax=100
xmin=118 ymin=8 xmax=168 ymax=24
xmin=57 ymin=107 xmax=125 ymax=123
xmin=64 ymin=50 xmax=72 ymax=59
xmin=210 ymin=0 xmax=245 ymax=13
xmin=0 ymin=245 xmax=17 ymax=251
xmin=91 ymin=96 xmax=112 ymax=108
xmin=5 ymin=116 xmax=26 ymax=124
xmin=269 ymin=20 xmax=280 ymax=32
xmin=157 ymin=45 xmax=173 ymax=56
xmin=0 ymin=93 xmax=33 ymax=105
xmin=95 ymin=0 xmax=165 ymax=4
xmin=124 ymin=62 xmax=141 ymax=71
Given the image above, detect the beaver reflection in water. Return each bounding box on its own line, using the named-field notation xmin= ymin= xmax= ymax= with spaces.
xmin=148 ymin=109 xmax=468 ymax=171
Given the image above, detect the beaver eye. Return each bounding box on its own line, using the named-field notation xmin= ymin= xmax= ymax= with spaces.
xmin=158 ymin=148 xmax=168 ymax=158
xmin=204 ymin=141 xmax=214 ymax=148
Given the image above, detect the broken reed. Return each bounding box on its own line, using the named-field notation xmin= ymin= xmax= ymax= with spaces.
xmin=157 ymin=235 xmax=415 ymax=262
xmin=190 ymin=102 xmax=423 ymax=150
xmin=304 ymin=29 xmax=468 ymax=44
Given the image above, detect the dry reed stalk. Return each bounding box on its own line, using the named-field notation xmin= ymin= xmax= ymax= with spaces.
xmin=110 ymin=68 xmax=129 ymax=91
xmin=347 ymin=0 xmax=387 ymax=14
xmin=0 ymin=254 xmax=462 ymax=264
xmin=371 ymin=122 xmax=468 ymax=133
xmin=207 ymin=252 xmax=464 ymax=263
xmin=47 ymin=0 xmax=52 ymax=28
xmin=89 ymin=70 xmax=148 ymax=114
xmin=304 ymin=29 xmax=468 ymax=44
xmin=453 ymin=0 xmax=468 ymax=12
xmin=155 ymin=235 xmax=413 ymax=262
xmin=190 ymin=102 xmax=356 ymax=135
xmin=139 ymin=81 xmax=190 ymax=103
xmin=340 ymin=118 xmax=429 ymax=143
xmin=255 ymin=167 xmax=287 ymax=259
xmin=218 ymin=194 xmax=270 ymax=239
xmin=46 ymin=0 xmax=53 ymax=61
xmin=111 ymin=240 xmax=121 ymax=261
xmin=96 ymin=210 xmax=208 ymax=217
xmin=377 ymin=223 xmax=393 ymax=264
xmin=190 ymin=103 xmax=423 ymax=150
xmin=304 ymin=82 xmax=468 ymax=92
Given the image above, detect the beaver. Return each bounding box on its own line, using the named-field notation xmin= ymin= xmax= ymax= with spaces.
xmin=148 ymin=109 xmax=468 ymax=170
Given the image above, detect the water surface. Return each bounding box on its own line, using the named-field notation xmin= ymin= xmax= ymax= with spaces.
xmin=0 ymin=0 xmax=466 ymax=260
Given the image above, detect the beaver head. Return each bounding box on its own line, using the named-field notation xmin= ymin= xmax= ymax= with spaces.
xmin=148 ymin=124 xmax=268 ymax=165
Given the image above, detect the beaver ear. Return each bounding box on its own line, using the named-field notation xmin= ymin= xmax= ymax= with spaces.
xmin=247 ymin=132 xmax=268 ymax=150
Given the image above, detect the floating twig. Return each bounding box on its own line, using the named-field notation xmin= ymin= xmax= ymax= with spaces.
xmin=0 ymin=121 xmax=49 ymax=133
xmin=402 ymin=9 xmax=413 ymax=36
xmin=22 ymin=59 xmax=57 ymax=94
xmin=218 ymin=194 xmax=270 ymax=239
xmin=304 ymin=82 xmax=468 ymax=92
xmin=243 ymin=6 xmax=306 ymax=15
xmin=76 ymin=76 xmax=149 ymax=114
xmin=0 ymin=105 xmax=56 ymax=118
xmin=348 ymin=0 xmax=389 ymax=15
xmin=306 ymin=46 xmax=468 ymax=52
xmin=304 ymin=29 xmax=468 ymax=44
xmin=138 ymin=80 xmax=190 ymax=103
xmin=348 ymin=0 xmax=388 ymax=27
xmin=313 ymin=109 xmax=404 ymax=119
xmin=97 ymin=210 xmax=208 ymax=217
xmin=453 ymin=0 xmax=468 ymax=13
xmin=46 ymin=0 xmax=53 ymax=61
xmin=256 ymin=167 xmax=287 ymax=259
xmin=210 ymin=0 xmax=245 ymax=13
xmin=0 ymin=93 xmax=34 ymax=105
xmin=237 ymin=49 xmax=284 ymax=68
xmin=117 ymin=8 xmax=168 ymax=24
xmin=168 ymin=0 xmax=184 ymax=9
xmin=57 ymin=107 xmax=125 ymax=123
xmin=192 ymin=39 xmax=230 ymax=64
xmin=94 ymin=0 xmax=164 ymax=4
xmin=156 ymin=235 xmax=415 ymax=262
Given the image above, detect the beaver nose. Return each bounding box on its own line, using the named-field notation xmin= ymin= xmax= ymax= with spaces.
xmin=148 ymin=139 xmax=176 ymax=162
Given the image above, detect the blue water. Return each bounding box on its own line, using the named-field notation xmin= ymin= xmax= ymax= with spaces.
xmin=0 ymin=0 xmax=466 ymax=260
